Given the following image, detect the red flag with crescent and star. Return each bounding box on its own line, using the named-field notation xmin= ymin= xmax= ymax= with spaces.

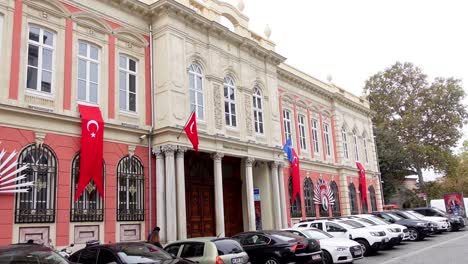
xmin=356 ymin=161 xmax=367 ymax=202
xmin=75 ymin=104 xmax=104 ymax=202
xmin=291 ymin=148 xmax=301 ymax=204
xmin=184 ymin=111 xmax=199 ymax=152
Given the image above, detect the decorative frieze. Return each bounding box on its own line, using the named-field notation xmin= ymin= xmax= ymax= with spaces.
xmin=244 ymin=94 xmax=253 ymax=136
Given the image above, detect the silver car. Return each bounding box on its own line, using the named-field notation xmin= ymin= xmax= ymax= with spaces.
xmin=165 ymin=237 xmax=250 ymax=264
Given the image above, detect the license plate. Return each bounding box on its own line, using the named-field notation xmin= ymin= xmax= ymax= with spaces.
xmin=354 ymin=249 xmax=362 ymax=256
xmin=231 ymin=257 xmax=243 ymax=264
xmin=384 ymin=238 xmax=389 ymax=243
xmin=312 ymin=254 xmax=321 ymax=260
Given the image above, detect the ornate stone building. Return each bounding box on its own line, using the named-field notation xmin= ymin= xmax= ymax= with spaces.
xmin=0 ymin=0 xmax=382 ymax=247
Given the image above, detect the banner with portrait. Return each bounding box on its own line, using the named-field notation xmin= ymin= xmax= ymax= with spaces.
xmin=444 ymin=192 xmax=466 ymax=217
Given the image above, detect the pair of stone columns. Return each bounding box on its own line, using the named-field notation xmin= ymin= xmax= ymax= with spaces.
xmin=270 ymin=161 xmax=288 ymax=229
xmin=155 ymin=145 xmax=187 ymax=243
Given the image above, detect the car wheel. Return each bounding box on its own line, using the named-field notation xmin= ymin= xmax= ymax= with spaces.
xmin=264 ymin=257 xmax=280 ymax=264
xmin=355 ymin=239 xmax=371 ymax=257
xmin=322 ymin=250 xmax=333 ymax=264
xmin=408 ymin=228 xmax=420 ymax=241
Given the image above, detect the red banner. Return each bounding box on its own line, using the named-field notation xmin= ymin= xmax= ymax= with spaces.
xmin=444 ymin=192 xmax=466 ymax=217
xmin=291 ymin=149 xmax=301 ymax=204
xmin=75 ymin=104 xmax=104 ymax=202
xmin=184 ymin=111 xmax=199 ymax=152
xmin=356 ymin=162 xmax=367 ymax=202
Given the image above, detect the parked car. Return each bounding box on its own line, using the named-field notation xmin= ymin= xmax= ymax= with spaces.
xmin=404 ymin=210 xmax=451 ymax=233
xmin=283 ymin=228 xmax=363 ymax=264
xmin=165 ymin=237 xmax=249 ymax=264
xmin=342 ymin=216 xmax=404 ymax=247
xmin=294 ymin=219 xmax=387 ymax=256
xmin=232 ymin=230 xmax=323 ymax=264
xmin=352 ymin=214 xmax=410 ymax=241
xmin=372 ymin=211 xmax=434 ymax=241
xmin=413 ymin=207 xmax=465 ymax=231
xmin=69 ymin=241 xmax=194 ymax=264
xmin=0 ymin=243 xmax=70 ymax=264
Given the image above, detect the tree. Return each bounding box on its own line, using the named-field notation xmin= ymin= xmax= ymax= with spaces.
xmin=364 ymin=62 xmax=467 ymax=186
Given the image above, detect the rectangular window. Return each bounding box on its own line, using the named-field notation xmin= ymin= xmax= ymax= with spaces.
xmin=311 ymin=119 xmax=320 ymax=153
xmin=363 ymin=138 xmax=369 ymax=163
xmin=27 ymin=25 xmax=55 ymax=94
xmin=324 ymin=123 xmax=332 ymax=157
xmin=298 ymin=115 xmax=307 ymax=150
xmin=253 ymin=88 xmax=264 ymax=134
xmin=342 ymin=129 xmax=349 ymax=159
xmin=283 ymin=110 xmax=292 ymax=142
xmin=77 ymin=41 xmax=100 ymax=104
xmin=353 ymin=133 xmax=359 ymax=161
xmin=119 ymin=55 xmax=137 ymax=112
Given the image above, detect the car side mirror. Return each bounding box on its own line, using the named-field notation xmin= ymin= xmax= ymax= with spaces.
xmin=388 ymin=219 xmax=395 ymax=223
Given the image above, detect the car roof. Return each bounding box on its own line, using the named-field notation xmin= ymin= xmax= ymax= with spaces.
xmin=0 ymin=244 xmax=53 ymax=253
xmin=167 ymin=237 xmax=237 ymax=244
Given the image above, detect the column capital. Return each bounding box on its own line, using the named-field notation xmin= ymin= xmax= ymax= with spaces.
xmin=211 ymin=152 xmax=224 ymax=161
xmin=162 ymin=144 xmax=176 ymax=157
xmin=176 ymin=146 xmax=187 ymax=158
xmin=152 ymin=146 xmax=164 ymax=158
xmin=276 ymin=161 xmax=285 ymax=169
xmin=270 ymin=161 xmax=280 ymax=169
xmin=245 ymin=157 xmax=255 ymax=167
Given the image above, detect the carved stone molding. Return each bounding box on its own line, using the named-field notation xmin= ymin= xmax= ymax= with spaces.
xmin=176 ymin=146 xmax=187 ymax=159
xmin=161 ymin=144 xmax=176 ymax=157
xmin=213 ymin=84 xmax=223 ymax=129
xmin=128 ymin=145 xmax=136 ymax=157
xmin=152 ymin=146 xmax=163 ymax=158
xmin=211 ymin=152 xmax=224 ymax=161
xmin=34 ymin=131 xmax=46 ymax=146
xmin=244 ymin=94 xmax=253 ymax=136
xmin=245 ymin=157 xmax=255 ymax=167
xmin=270 ymin=160 xmax=280 ymax=169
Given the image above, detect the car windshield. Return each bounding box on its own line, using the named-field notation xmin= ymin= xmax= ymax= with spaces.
xmin=338 ymin=220 xmax=365 ymax=228
xmin=214 ymin=239 xmax=244 ymax=255
xmin=407 ymin=211 xmax=426 ymax=219
xmin=356 ymin=218 xmax=378 ymax=226
xmin=302 ymin=229 xmax=333 ymax=240
xmin=368 ymin=216 xmax=390 ymax=225
xmin=117 ymin=243 xmax=173 ymax=263
xmin=433 ymin=208 xmax=448 ymax=216
xmin=398 ymin=211 xmax=419 ymax=220
xmin=0 ymin=246 xmax=69 ymax=264
xmin=386 ymin=213 xmax=402 ymax=221
xmin=270 ymin=232 xmax=299 ymax=242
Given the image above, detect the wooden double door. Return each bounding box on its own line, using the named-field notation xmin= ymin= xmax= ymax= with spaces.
xmin=185 ymin=152 xmax=243 ymax=238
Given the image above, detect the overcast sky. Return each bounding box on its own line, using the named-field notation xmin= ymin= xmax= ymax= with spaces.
xmin=225 ymin=0 xmax=468 ymax=180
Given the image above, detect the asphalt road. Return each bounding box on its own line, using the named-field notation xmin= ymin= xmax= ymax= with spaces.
xmin=358 ymin=229 xmax=468 ymax=264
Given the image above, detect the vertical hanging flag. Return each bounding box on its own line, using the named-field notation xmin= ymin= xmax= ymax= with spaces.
xmin=291 ymin=149 xmax=301 ymax=204
xmin=184 ymin=111 xmax=199 ymax=152
xmin=75 ymin=104 xmax=104 ymax=202
xmin=356 ymin=161 xmax=367 ymax=202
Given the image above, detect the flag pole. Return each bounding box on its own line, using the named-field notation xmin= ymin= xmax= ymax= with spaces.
xmin=177 ymin=110 xmax=195 ymax=140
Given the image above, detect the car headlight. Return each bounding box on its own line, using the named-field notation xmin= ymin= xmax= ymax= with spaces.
xmin=416 ymin=223 xmax=426 ymax=226
xmin=370 ymin=232 xmax=380 ymax=236
xmin=387 ymin=228 xmax=398 ymax=233
xmin=335 ymin=247 xmax=348 ymax=252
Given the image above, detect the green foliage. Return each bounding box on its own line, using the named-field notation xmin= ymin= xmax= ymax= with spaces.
xmin=365 ymin=62 xmax=467 ymax=187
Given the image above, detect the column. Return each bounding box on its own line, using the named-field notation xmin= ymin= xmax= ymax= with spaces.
xmin=375 ymin=173 xmax=384 ymax=211
xmin=154 ymin=147 xmax=166 ymax=243
xmin=245 ymin=157 xmax=256 ymax=231
xmin=212 ymin=152 xmax=225 ymax=237
xmin=278 ymin=163 xmax=288 ymax=228
xmin=163 ymin=145 xmax=177 ymax=242
xmin=339 ymin=170 xmax=351 ymax=215
xmin=176 ymin=147 xmax=187 ymax=239
xmin=270 ymin=161 xmax=281 ymax=229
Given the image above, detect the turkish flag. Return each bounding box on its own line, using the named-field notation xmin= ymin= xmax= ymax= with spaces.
xmin=356 ymin=162 xmax=367 ymax=202
xmin=184 ymin=111 xmax=199 ymax=152
xmin=291 ymin=149 xmax=301 ymax=204
xmin=75 ymin=104 xmax=104 ymax=202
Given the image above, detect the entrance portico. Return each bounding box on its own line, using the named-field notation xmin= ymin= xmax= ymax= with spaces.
xmin=153 ymin=144 xmax=287 ymax=243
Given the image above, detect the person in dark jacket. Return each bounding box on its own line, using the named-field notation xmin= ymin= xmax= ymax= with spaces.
xmin=148 ymin=226 xmax=162 ymax=248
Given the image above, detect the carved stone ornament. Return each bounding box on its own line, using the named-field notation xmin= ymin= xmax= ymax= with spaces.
xmin=176 ymin=146 xmax=187 ymax=158
xmin=128 ymin=145 xmax=136 ymax=157
xmin=244 ymin=94 xmax=253 ymax=136
xmin=213 ymin=84 xmax=223 ymax=129
xmin=41 ymin=11 xmax=48 ymax=19
xmin=161 ymin=145 xmax=176 ymax=157
xmin=35 ymin=131 xmax=46 ymax=147
xmin=245 ymin=157 xmax=255 ymax=167
xmin=211 ymin=152 xmax=224 ymax=161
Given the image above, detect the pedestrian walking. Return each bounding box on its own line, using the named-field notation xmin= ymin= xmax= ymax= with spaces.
xmin=148 ymin=226 xmax=162 ymax=248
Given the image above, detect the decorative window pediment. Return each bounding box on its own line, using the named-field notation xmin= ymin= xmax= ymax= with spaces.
xmin=25 ymin=0 xmax=71 ymax=18
xmin=114 ymin=28 xmax=149 ymax=48
xmin=72 ymin=12 xmax=112 ymax=35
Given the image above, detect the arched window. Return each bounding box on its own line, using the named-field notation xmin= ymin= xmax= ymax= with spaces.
xmin=117 ymin=156 xmax=144 ymax=221
xmin=70 ymin=154 xmax=104 ymax=222
xmin=189 ymin=64 xmax=204 ymax=120
xmin=369 ymin=186 xmax=377 ymax=212
xmin=348 ymin=183 xmax=359 ymax=215
xmin=331 ymin=181 xmax=341 ymax=216
xmin=224 ymin=76 xmax=237 ymax=127
xmin=342 ymin=127 xmax=349 ymax=159
xmin=288 ymin=176 xmax=302 ymax=218
xmin=303 ymin=178 xmax=315 ymax=217
xmin=252 ymin=86 xmax=264 ymax=134
xmin=15 ymin=144 xmax=57 ymax=223
xmin=353 ymin=130 xmax=359 ymax=161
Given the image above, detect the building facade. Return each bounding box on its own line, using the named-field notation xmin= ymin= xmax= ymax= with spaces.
xmin=0 ymin=0 xmax=382 ymax=248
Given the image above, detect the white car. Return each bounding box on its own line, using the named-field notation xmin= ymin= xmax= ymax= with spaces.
xmin=354 ymin=214 xmax=410 ymax=241
xmin=406 ymin=210 xmax=451 ymax=232
xmin=294 ymin=219 xmax=388 ymax=256
xmin=283 ymin=228 xmax=363 ymax=264
xmin=344 ymin=216 xmax=406 ymax=246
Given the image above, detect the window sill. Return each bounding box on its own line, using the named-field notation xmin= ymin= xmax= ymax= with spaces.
xmin=119 ymin=110 xmax=139 ymax=118
xmin=77 ymin=101 xmax=100 ymax=107
xmin=26 ymin=89 xmax=54 ymax=99
xmin=226 ymin=125 xmax=239 ymax=131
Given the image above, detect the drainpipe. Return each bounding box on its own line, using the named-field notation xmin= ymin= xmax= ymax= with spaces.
xmin=148 ymin=24 xmax=155 ymax=229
